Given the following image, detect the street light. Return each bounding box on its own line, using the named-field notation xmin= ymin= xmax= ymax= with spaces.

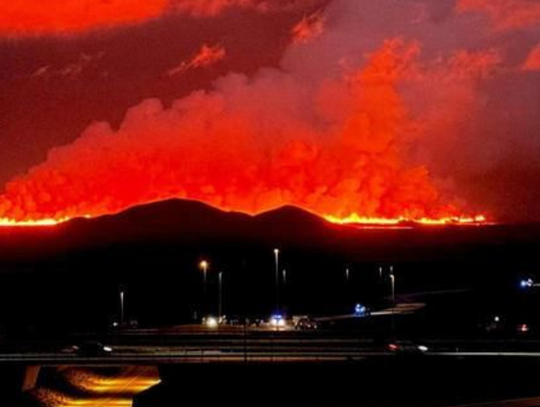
xmin=389 ymin=268 xmax=395 ymax=334
xmin=199 ymin=260 xmax=209 ymax=293
xmin=218 ymin=271 xmax=223 ymax=322
xmin=345 ymin=268 xmax=350 ymax=283
xmin=274 ymin=248 xmax=280 ymax=312
xmin=119 ymin=289 xmax=125 ymax=327
xmin=199 ymin=260 xmax=209 ymax=319
xmin=389 ymin=272 xmax=395 ymax=306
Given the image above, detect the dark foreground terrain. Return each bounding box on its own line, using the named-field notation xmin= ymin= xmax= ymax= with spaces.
xmin=3 ymin=357 xmax=540 ymax=407
xmin=0 ymin=199 xmax=539 ymax=333
xmin=137 ymin=358 xmax=540 ymax=407
xmin=0 ymin=199 xmax=540 ymax=406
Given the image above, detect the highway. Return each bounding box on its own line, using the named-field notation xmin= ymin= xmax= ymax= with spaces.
xmin=6 ymin=350 xmax=540 ymax=365
xmin=4 ymin=331 xmax=540 ymax=365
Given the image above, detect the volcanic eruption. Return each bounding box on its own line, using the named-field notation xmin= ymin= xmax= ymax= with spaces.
xmin=0 ymin=36 xmax=484 ymax=227
xmin=6 ymin=0 xmax=539 ymax=226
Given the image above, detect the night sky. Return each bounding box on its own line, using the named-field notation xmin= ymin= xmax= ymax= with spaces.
xmin=0 ymin=0 xmax=539 ymax=222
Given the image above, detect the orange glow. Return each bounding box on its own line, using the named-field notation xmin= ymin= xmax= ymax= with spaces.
xmin=0 ymin=217 xmax=69 ymax=227
xmin=174 ymin=0 xmax=264 ymax=17
xmin=292 ymin=10 xmax=325 ymax=44
xmin=0 ymin=209 xmax=489 ymax=228
xmin=0 ymin=0 xmax=168 ymax=36
xmin=457 ymin=0 xmax=540 ymax=31
xmin=523 ymin=43 xmax=540 ymax=71
xmin=324 ymin=213 xmax=488 ymax=226
xmin=0 ymin=214 xmax=90 ymax=227
xmin=166 ymin=43 xmax=226 ymax=77
xmin=0 ymin=39 xmax=490 ymax=229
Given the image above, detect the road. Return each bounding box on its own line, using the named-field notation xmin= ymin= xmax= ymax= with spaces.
xmin=7 ymin=330 xmax=540 ymax=407
xmin=4 ymin=329 xmax=540 ymax=365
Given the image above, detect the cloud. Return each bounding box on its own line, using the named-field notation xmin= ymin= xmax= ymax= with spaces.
xmin=456 ymin=0 xmax=540 ymax=31
xmin=0 ymin=0 xmax=169 ymax=36
xmin=292 ymin=10 xmax=325 ymax=44
xmin=29 ymin=52 xmax=105 ymax=79
xmin=172 ymin=0 xmax=266 ymax=17
xmin=166 ymin=44 xmax=226 ymax=77
xmin=522 ymin=43 xmax=540 ymax=70
xmin=172 ymin=0 xmax=327 ymax=17
xmin=0 ymin=0 xmax=295 ymax=36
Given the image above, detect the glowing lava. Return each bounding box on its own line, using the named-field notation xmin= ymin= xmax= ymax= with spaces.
xmin=0 ymin=217 xmax=69 ymax=227
xmin=0 ymin=214 xmax=90 ymax=227
xmin=324 ymin=213 xmax=488 ymax=226
xmin=0 ymin=206 xmax=488 ymax=228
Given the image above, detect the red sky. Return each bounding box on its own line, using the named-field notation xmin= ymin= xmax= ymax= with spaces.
xmin=0 ymin=0 xmax=539 ymax=222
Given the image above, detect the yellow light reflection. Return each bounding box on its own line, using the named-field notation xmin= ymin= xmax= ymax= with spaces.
xmin=35 ymin=367 xmax=160 ymax=407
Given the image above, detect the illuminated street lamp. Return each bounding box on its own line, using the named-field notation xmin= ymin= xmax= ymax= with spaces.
xmin=218 ymin=271 xmax=223 ymax=322
xmin=274 ymin=248 xmax=280 ymax=312
xmin=389 ymin=272 xmax=395 ymax=306
xmin=199 ymin=260 xmax=209 ymax=293
xmin=389 ymin=267 xmax=395 ymax=334
xmin=199 ymin=260 xmax=209 ymax=319
xmin=120 ymin=289 xmax=125 ymax=327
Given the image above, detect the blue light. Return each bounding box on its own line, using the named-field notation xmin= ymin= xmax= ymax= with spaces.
xmin=520 ymin=278 xmax=534 ymax=289
xmin=354 ymin=304 xmax=367 ymax=317
xmin=270 ymin=314 xmax=285 ymax=327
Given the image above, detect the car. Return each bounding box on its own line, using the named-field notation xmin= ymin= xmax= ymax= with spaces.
xmin=386 ymin=340 xmax=429 ymax=355
xmin=71 ymin=341 xmax=113 ymax=357
xmin=269 ymin=314 xmax=287 ymax=328
xmin=294 ymin=316 xmax=319 ymax=331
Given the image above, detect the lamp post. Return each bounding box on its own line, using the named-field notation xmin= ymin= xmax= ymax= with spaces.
xmin=389 ymin=267 xmax=395 ymax=334
xmin=199 ymin=260 xmax=209 ymax=318
xmin=200 ymin=260 xmax=209 ymax=292
xmin=274 ymin=248 xmax=280 ymax=312
xmin=218 ymin=271 xmax=223 ymax=322
xmin=119 ymin=289 xmax=125 ymax=327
